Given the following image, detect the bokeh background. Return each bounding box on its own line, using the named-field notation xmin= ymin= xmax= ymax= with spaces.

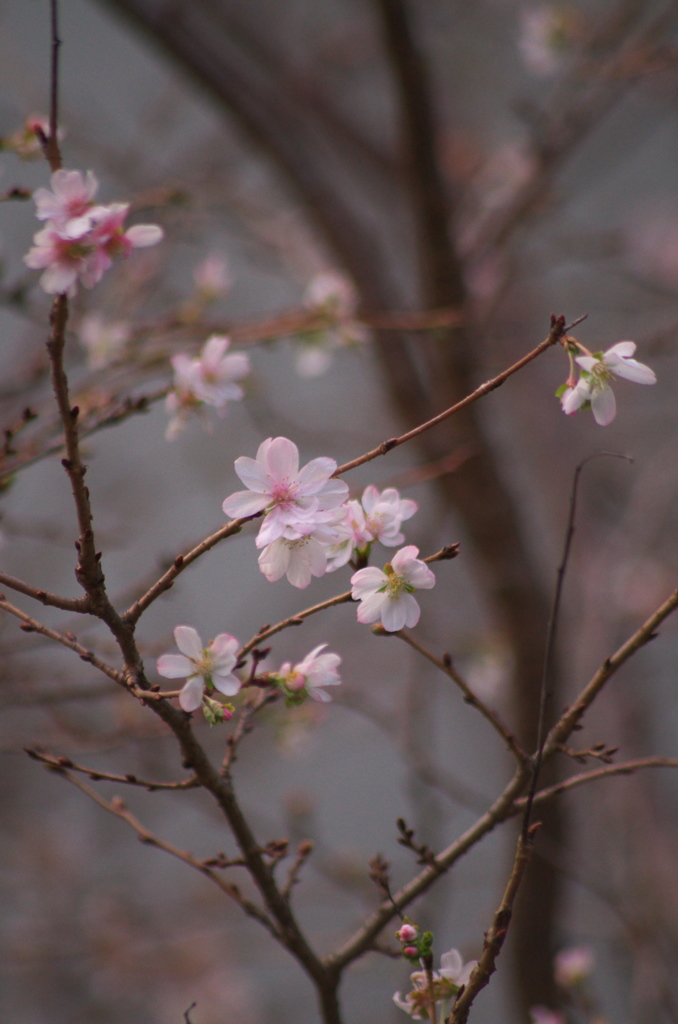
xmin=1 ymin=1 xmax=678 ymax=1022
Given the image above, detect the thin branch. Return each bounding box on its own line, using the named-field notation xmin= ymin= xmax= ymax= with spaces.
xmin=0 ymin=596 xmax=125 ymax=685
xmin=25 ymin=748 xmax=199 ymax=791
xmin=0 ymin=570 xmax=89 ymax=612
xmin=544 ymin=585 xmax=678 ymax=756
xmin=396 ymin=631 xmax=527 ymax=762
xmin=282 ymin=840 xmax=314 ymax=902
xmin=448 ymin=830 xmax=535 ymax=1024
xmin=334 ymin=315 xmax=572 ymax=477
xmin=517 ymin=757 xmax=678 ymax=810
xmin=58 ymin=769 xmax=280 ymax=937
xmin=123 ymin=517 xmax=249 ymax=624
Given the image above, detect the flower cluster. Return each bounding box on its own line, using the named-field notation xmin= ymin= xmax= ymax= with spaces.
xmin=24 ymin=169 xmax=163 ymax=296
xmin=295 ymin=270 xmax=369 ymax=377
xmin=156 ymin=625 xmax=240 ymax=714
xmin=273 ymin=644 xmax=342 ymax=704
xmin=393 ymin=947 xmax=476 ymax=1019
xmin=559 ymin=340 xmax=656 ymax=426
xmin=165 ymin=335 xmax=250 ymax=439
xmin=222 ymin=436 xmax=422 ymax=596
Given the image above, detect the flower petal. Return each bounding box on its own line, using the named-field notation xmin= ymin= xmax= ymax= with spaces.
xmin=179 ymin=676 xmax=204 ymax=712
xmin=222 ymin=489 xmax=270 ymax=518
xmin=591 ymin=386 xmax=616 ymax=426
xmin=156 ymin=653 xmax=193 ymax=679
xmin=173 ymin=625 xmax=203 ymax=661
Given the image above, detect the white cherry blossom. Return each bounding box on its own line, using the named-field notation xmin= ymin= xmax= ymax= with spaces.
xmin=393 ymin=947 xmax=476 ymax=1019
xmin=561 ymin=341 xmax=656 ymax=425
xmin=351 ymin=545 xmax=435 ymax=632
xmin=277 ymin=644 xmax=342 ymax=702
xmin=156 ymin=625 xmax=240 ymax=712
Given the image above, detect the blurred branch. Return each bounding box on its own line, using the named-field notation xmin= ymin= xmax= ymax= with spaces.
xmin=25 ymin=747 xmax=199 ymax=791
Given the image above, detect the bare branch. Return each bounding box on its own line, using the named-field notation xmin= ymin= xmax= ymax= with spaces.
xmin=25 ymin=748 xmax=199 ymax=791
xmin=0 ymin=570 xmax=89 ymax=612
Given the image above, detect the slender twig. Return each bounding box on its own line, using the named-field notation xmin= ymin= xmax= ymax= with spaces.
xmin=448 ymin=831 xmax=534 ymax=1024
xmin=25 ymin=748 xmax=199 ymax=791
xmin=47 ymin=0 xmax=62 ymax=172
xmin=282 ymin=841 xmax=314 ymax=902
xmin=123 ymin=517 xmax=248 ymax=624
xmin=516 ymin=757 xmax=678 ymax=810
xmin=58 ymin=770 xmax=280 ymax=936
xmin=0 ymin=570 xmax=89 ymax=612
xmin=334 ymin=315 xmax=573 ymax=477
xmin=0 ymin=596 xmax=125 ymax=684
xmin=544 ymin=585 xmax=678 ymax=756
xmin=397 ymin=631 xmax=527 ymax=762
xmin=523 ymin=452 xmax=632 ymax=835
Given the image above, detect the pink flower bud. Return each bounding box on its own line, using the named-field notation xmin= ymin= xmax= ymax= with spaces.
xmin=403 ymin=946 xmax=418 ymax=958
xmin=396 ymin=924 xmax=418 ymax=943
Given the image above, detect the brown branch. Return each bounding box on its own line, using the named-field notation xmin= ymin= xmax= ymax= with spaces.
xmin=544 ymin=586 xmax=678 ymax=755
xmin=517 ymin=757 xmax=678 ymax=810
xmin=448 ymin=830 xmax=535 ymax=1024
xmin=58 ymin=769 xmax=279 ymax=936
xmin=25 ymin=747 xmax=199 ymax=791
xmin=334 ymin=316 xmax=569 ymax=477
xmin=282 ymin=840 xmax=314 ymax=902
xmin=123 ymin=517 xmax=248 ymax=625
xmin=396 ymin=632 xmax=527 ymax=762
xmin=0 ymin=570 xmax=89 ymax=612
xmin=0 ymin=596 xmax=125 ymax=685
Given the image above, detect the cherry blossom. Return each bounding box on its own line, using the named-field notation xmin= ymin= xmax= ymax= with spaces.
xmin=77 ymin=314 xmax=130 ymax=369
xmin=1 ymin=113 xmax=64 ymax=159
xmin=351 ymin=545 xmax=436 ymax=632
xmin=561 ymin=341 xmax=656 ymax=426
xmin=156 ymin=625 xmax=240 ymax=712
xmin=553 ymin=946 xmax=594 ymax=987
xmin=393 ymin=947 xmax=476 ymax=1019
xmin=258 ymin=530 xmax=329 ymax=588
xmin=33 ymin=169 xmax=98 ymax=232
xmin=360 ymin=485 xmax=417 ymax=547
xmin=165 ymin=336 xmax=250 ymax=439
xmin=24 ymin=168 xmax=163 ymax=296
xmin=295 ymin=270 xmax=369 ymax=377
xmin=222 ymin=436 xmax=348 ymax=547
xmin=193 ymin=253 xmax=231 ymax=301
xmin=276 ymin=644 xmax=342 ymax=703
xmin=529 ymin=1008 xmax=566 ymax=1024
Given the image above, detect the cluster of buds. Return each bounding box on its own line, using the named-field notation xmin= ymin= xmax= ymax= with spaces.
xmin=24 ymin=169 xmax=163 ymax=296
xmin=392 ymin=925 xmax=476 ymax=1021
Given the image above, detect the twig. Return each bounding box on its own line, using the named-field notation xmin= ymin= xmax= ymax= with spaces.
xmin=58 ymin=770 xmax=280 ymax=937
xmin=282 ymin=840 xmax=314 ymax=901
xmin=516 ymin=757 xmax=678 ymax=810
xmin=334 ymin=316 xmax=571 ymax=477
xmin=396 ymin=632 xmax=527 ymax=762
xmin=544 ymin=585 xmax=678 ymax=756
xmin=0 ymin=570 xmax=89 ymax=612
xmin=448 ymin=830 xmax=535 ymax=1024
xmin=0 ymin=596 xmax=125 ymax=684
xmin=25 ymin=748 xmax=199 ymax=791
xmin=523 ymin=452 xmax=632 ymax=835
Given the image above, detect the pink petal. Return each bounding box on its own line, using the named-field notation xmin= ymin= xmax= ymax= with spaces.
xmin=591 ymin=387 xmax=616 ymax=426
xmin=351 ymin=566 xmax=387 ymax=599
xmin=156 ymin=653 xmax=193 ymax=679
xmin=295 ymin=456 xmax=338 ymax=495
xmin=212 ymin=672 xmax=240 ymax=697
xmin=125 ymin=224 xmax=163 ymax=248
xmin=233 ymin=456 xmax=271 ymax=494
xmin=356 ymin=592 xmax=387 ymax=624
xmin=179 ymin=676 xmax=204 ymax=712
xmin=264 ymin=436 xmax=300 ymax=481
xmin=222 ymin=489 xmax=270 ymax=518
xmin=174 ymin=625 xmax=203 ymax=660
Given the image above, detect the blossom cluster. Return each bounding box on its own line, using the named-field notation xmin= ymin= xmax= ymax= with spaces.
xmin=165 ymin=335 xmax=250 ymax=439
xmin=156 ymin=626 xmax=342 ymax=713
xmin=221 ymin=436 xmax=435 ymax=630
xmin=24 ymin=168 xmax=163 ymax=296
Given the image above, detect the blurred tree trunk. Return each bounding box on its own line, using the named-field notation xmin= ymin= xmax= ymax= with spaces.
xmin=98 ymin=0 xmax=564 ymax=1013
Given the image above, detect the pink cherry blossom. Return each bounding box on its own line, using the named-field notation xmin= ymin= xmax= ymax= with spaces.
xmin=351 ymin=546 xmax=435 ymax=632
xmin=360 ymin=485 xmax=418 ymax=547
xmin=258 ymin=531 xmax=329 ymax=589
xmin=156 ymin=625 xmax=240 ymax=712
xmin=33 ymin=169 xmax=99 ymax=232
xmin=277 ymin=644 xmax=341 ymax=702
xmin=554 ymin=946 xmax=594 ymax=987
xmin=222 ymin=436 xmax=348 ymax=547
xmin=561 ymin=341 xmax=656 ymax=425
xmin=194 ymin=253 xmax=231 ymax=300
xmin=23 ymin=222 xmax=94 ymax=297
